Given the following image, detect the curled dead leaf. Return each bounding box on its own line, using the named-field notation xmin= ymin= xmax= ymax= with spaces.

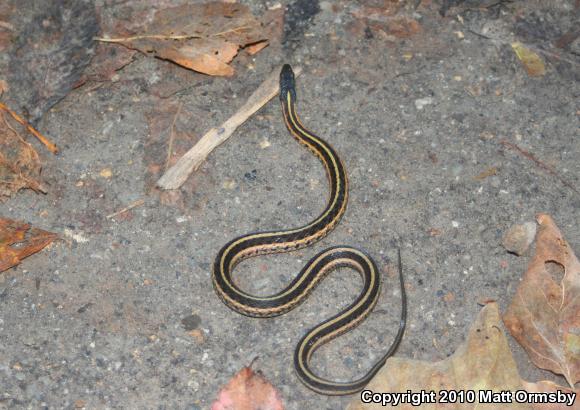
xmin=161 ymin=41 xmax=238 ymax=76
xmin=0 ymin=103 xmax=55 ymax=198
xmin=503 ymin=214 xmax=580 ymax=388
xmin=0 ymin=217 xmax=57 ymax=272
xmin=521 ymin=380 xmax=578 ymax=410
xmin=351 ymin=2 xmax=421 ymax=40
xmin=511 ymin=42 xmax=546 ymax=77
xmin=245 ymin=41 xmax=269 ymax=56
xmin=98 ymin=2 xmax=268 ymax=76
xmin=348 ymin=303 xmax=531 ymax=409
xmin=211 ymin=366 xmax=284 ymax=410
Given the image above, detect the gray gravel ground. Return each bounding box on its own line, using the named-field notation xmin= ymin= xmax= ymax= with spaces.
xmin=1 ymin=0 xmax=579 ymax=409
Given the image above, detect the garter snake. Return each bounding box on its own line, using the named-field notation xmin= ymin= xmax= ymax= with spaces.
xmin=212 ymin=64 xmax=406 ymax=395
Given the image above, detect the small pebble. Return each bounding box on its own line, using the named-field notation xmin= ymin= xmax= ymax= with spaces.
xmin=222 ymin=179 xmax=237 ymax=190
xmin=502 ymin=222 xmax=536 ymax=255
xmin=259 ymin=138 xmax=271 ymax=149
xmin=244 ymin=170 xmax=257 ymax=181
xmin=99 ymin=168 xmax=113 ymax=178
xmin=343 ymin=356 xmax=354 ymax=368
xmin=181 ymin=314 xmax=201 ymax=331
xmin=187 ymin=329 xmax=205 ymax=344
xmin=490 ymin=176 xmax=501 ymax=188
xmin=414 ymin=97 xmax=433 ymax=110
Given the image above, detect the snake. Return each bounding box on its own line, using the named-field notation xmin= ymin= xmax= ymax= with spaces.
xmin=212 ymin=64 xmax=406 ymax=395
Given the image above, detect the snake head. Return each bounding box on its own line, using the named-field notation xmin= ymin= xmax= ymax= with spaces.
xmin=280 ymin=64 xmax=297 ymax=102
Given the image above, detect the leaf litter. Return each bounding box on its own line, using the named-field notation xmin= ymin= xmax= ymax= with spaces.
xmin=350 ymin=2 xmax=422 ymax=40
xmin=211 ymin=366 xmax=284 ymax=410
xmin=96 ymin=2 xmax=268 ymax=76
xmin=0 ymin=2 xmax=576 ymax=406
xmin=348 ymin=302 xmax=576 ymax=409
xmin=0 ymin=102 xmax=57 ymax=199
xmin=504 ymin=214 xmax=580 ymax=388
xmin=511 ymin=42 xmax=547 ymax=77
xmin=0 ymin=217 xmax=57 ymax=273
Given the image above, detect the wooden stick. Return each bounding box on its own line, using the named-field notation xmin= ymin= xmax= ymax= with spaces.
xmin=106 ymin=199 xmax=145 ymax=219
xmin=156 ymin=65 xmax=302 ymax=190
xmin=0 ymin=102 xmax=58 ymax=154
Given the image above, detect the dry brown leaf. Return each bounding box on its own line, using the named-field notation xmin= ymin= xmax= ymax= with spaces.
xmin=348 ymin=303 xmax=529 ymax=409
xmin=0 ymin=104 xmax=49 ymax=198
xmin=504 ymin=214 xmax=580 ymax=388
xmin=246 ymin=41 xmax=269 ymax=56
xmin=351 ymin=1 xmax=421 ymax=40
xmin=511 ymin=42 xmax=546 ymax=77
xmin=521 ymin=380 xmax=578 ymax=410
xmin=0 ymin=217 xmax=57 ymax=272
xmin=98 ymin=2 xmax=267 ymax=76
xmin=211 ymin=367 xmax=284 ymax=410
xmin=474 ymin=166 xmax=498 ymax=180
xmin=349 ymin=303 xmax=577 ymax=409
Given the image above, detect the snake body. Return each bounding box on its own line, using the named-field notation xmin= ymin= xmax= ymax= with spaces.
xmin=212 ymin=64 xmax=406 ymax=395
